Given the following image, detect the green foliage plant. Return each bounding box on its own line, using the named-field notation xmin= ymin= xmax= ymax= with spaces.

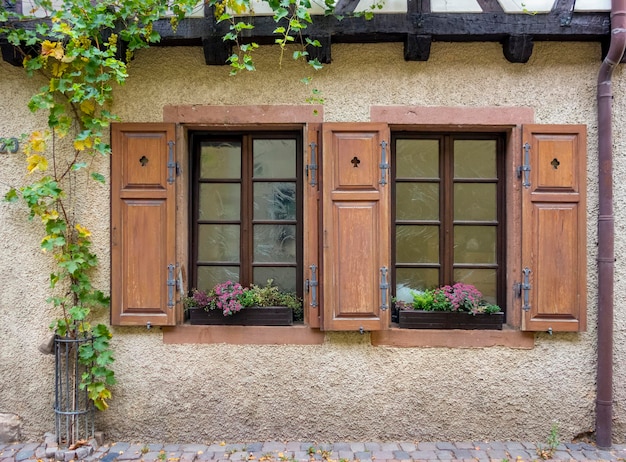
xmin=408 ymin=283 xmax=502 ymax=315
xmin=0 ymin=0 xmax=202 ymax=416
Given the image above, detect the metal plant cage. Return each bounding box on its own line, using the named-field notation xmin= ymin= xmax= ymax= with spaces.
xmin=54 ymin=334 xmax=94 ymax=446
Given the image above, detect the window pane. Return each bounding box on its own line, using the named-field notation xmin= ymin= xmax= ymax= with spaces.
xmin=253 ymin=139 xmax=296 ymax=178
xmin=396 ymin=183 xmax=439 ymax=220
xmin=198 ymin=225 xmax=240 ymax=261
xmin=396 ymin=225 xmax=439 ymax=263
xmin=396 ymin=268 xmax=439 ymax=301
xmin=197 ymin=266 xmax=240 ymax=290
xmin=254 ymin=182 xmax=296 ymax=220
xmin=200 ymin=141 xmax=241 ymax=179
xmin=396 ymin=139 xmax=439 ymax=178
xmin=454 ymin=226 xmax=496 ymax=264
xmin=253 ymin=267 xmax=297 ymax=292
xmin=199 ymin=184 xmax=240 ymax=220
xmin=454 ymin=184 xmax=496 ymax=221
xmin=454 ymin=140 xmax=496 ymax=178
xmin=254 ymin=225 xmax=296 ymax=262
xmin=453 ymin=268 xmax=497 ymax=304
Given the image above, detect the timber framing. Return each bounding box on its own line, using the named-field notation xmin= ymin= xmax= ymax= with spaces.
xmin=0 ymin=5 xmax=613 ymax=66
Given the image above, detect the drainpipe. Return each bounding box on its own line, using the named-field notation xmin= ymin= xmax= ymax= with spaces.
xmin=596 ymin=0 xmax=626 ymax=449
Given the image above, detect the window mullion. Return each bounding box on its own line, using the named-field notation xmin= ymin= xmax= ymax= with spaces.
xmin=241 ymin=135 xmax=253 ymax=286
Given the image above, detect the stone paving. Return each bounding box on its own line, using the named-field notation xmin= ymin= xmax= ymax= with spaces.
xmin=2 ymin=440 xmax=626 ymax=462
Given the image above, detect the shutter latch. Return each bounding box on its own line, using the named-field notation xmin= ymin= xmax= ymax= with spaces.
xmin=515 ymin=267 xmax=532 ymax=311
xmin=517 ymin=142 xmax=531 ymax=188
xmin=167 ymin=140 xmax=177 ymax=184
xmin=305 ymin=264 xmax=319 ymax=308
xmin=379 ymin=140 xmax=389 ymax=186
xmin=380 ymin=266 xmax=389 ymax=311
xmin=306 ymin=142 xmax=318 ymax=187
xmin=167 ymin=263 xmax=175 ymax=309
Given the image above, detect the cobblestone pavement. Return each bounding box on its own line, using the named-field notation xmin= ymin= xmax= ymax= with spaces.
xmin=2 ymin=440 xmax=626 ymax=462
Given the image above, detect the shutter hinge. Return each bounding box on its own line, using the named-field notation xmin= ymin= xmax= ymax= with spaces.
xmin=379 ymin=140 xmax=389 ymax=186
xmin=306 ymin=142 xmax=318 ymax=187
xmin=167 ymin=140 xmax=176 ymax=184
xmin=167 ymin=263 xmax=176 ymax=308
xmin=380 ymin=266 xmax=389 ymax=311
xmin=305 ymin=264 xmax=319 ymax=308
xmin=515 ymin=267 xmax=532 ymax=311
xmin=517 ymin=142 xmax=531 ymax=189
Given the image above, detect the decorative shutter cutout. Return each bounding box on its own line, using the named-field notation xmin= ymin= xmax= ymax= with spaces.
xmin=321 ymin=123 xmax=390 ymax=331
xmin=111 ymin=123 xmax=177 ymax=326
xmin=521 ymin=125 xmax=587 ymax=332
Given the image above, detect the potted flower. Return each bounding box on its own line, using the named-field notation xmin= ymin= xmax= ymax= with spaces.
xmin=396 ymin=282 xmax=504 ymax=330
xmin=184 ymin=280 xmax=303 ymax=326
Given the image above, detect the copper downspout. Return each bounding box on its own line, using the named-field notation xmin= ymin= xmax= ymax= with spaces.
xmin=596 ymin=0 xmax=626 ymax=449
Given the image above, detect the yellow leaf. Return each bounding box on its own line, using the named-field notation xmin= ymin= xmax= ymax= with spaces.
xmin=74 ymin=137 xmax=93 ymax=151
xmin=79 ymin=99 xmax=95 ymax=116
xmin=41 ymin=40 xmax=64 ymax=60
xmin=51 ymin=61 xmax=68 ymax=77
xmin=41 ymin=210 xmax=59 ymax=222
xmin=26 ymin=154 xmax=48 ymax=173
xmin=75 ymin=224 xmax=91 ymax=237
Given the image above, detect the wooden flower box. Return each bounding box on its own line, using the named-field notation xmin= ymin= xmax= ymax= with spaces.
xmin=398 ymin=310 xmax=504 ymax=330
xmin=188 ymin=307 xmax=293 ymax=326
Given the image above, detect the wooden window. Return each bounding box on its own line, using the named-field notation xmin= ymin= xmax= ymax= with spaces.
xmin=391 ymin=133 xmax=506 ymax=309
xmin=189 ymin=132 xmax=303 ymax=306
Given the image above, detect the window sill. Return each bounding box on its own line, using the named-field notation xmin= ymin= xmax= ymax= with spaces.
xmin=163 ymin=324 xmax=534 ymax=348
xmin=162 ymin=324 xmax=325 ymax=345
xmin=371 ymin=326 xmax=535 ymax=349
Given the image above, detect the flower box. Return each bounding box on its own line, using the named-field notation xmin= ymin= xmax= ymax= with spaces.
xmin=398 ymin=310 xmax=504 ymax=330
xmin=188 ymin=306 xmax=293 ymax=326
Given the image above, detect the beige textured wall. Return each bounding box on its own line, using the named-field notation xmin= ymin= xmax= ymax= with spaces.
xmin=1 ymin=41 xmax=625 ymax=443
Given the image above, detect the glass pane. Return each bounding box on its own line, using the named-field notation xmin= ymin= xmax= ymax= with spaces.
xmin=395 ymin=268 xmax=439 ymax=302
xmin=254 ymin=182 xmax=296 ymax=220
xmin=254 ymin=225 xmax=296 ymax=262
xmin=396 ymin=183 xmax=439 ymax=220
xmin=253 ymin=267 xmax=297 ymax=293
xmin=198 ymin=225 xmax=240 ymax=262
xmin=454 ymin=184 xmax=496 ymax=221
xmin=454 ymin=226 xmax=496 ymax=264
xmin=196 ymin=266 xmax=240 ymax=291
xmin=200 ymin=141 xmax=241 ymax=179
xmin=253 ymin=139 xmax=296 ymax=178
xmin=396 ymin=139 xmax=439 ymax=178
xmin=453 ymin=268 xmax=497 ymax=304
xmin=199 ymin=184 xmax=240 ymax=220
xmin=454 ymin=140 xmax=496 ymax=178
xmin=396 ymin=225 xmax=439 ymax=263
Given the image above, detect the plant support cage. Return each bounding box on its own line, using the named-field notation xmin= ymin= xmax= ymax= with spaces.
xmin=54 ymin=335 xmax=94 ymax=446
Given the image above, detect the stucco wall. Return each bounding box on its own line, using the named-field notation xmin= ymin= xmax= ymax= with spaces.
xmin=1 ymin=40 xmax=625 ymax=444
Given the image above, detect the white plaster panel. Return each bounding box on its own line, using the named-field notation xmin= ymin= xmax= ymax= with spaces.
xmin=574 ymin=0 xmax=611 ymax=11
xmin=497 ymin=0 xmax=553 ymax=13
xmin=431 ymin=0 xmax=482 ymax=12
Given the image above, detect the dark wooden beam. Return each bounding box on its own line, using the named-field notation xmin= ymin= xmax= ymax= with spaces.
xmin=0 ymin=40 xmax=23 ymax=66
xmin=203 ymin=36 xmax=232 ymax=65
xmin=475 ymin=0 xmax=504 ymax=13
xmin=502 ymin=34 xmax=534 ymax=63
xmin=306 ymin=35 xmax=331 ymax=63
xmin=404 ymin=34 xmax=431 ymax=61
xmin=335 ymin=0 xmax=360 ymax=15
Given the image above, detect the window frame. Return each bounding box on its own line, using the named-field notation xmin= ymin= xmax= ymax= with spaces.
xmin=390 ymin=131 xmax=507 ymax=314
xmin=188 ymin=130 xmax=304 ymax=299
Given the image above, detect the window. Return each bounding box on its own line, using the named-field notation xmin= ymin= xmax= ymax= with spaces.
xmin=190 ymin=131 xmax=304 ymax=300
xmin=111 ymin=117 xmax=586 ymax=335
xmin=392 ymin=133 xmax=505 ymax=309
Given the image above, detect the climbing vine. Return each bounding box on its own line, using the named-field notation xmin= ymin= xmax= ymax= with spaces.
xmin=0 ymin=0 xmax=377 ymax=418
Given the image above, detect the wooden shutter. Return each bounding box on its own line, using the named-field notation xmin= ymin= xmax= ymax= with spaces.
xmin=521 ymin=125 xmax=587 ymax=332
xmin=111 ymin=123 xmax=177 ymax=326
xmin=321 ymin=123 xmax=391 ymax=331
